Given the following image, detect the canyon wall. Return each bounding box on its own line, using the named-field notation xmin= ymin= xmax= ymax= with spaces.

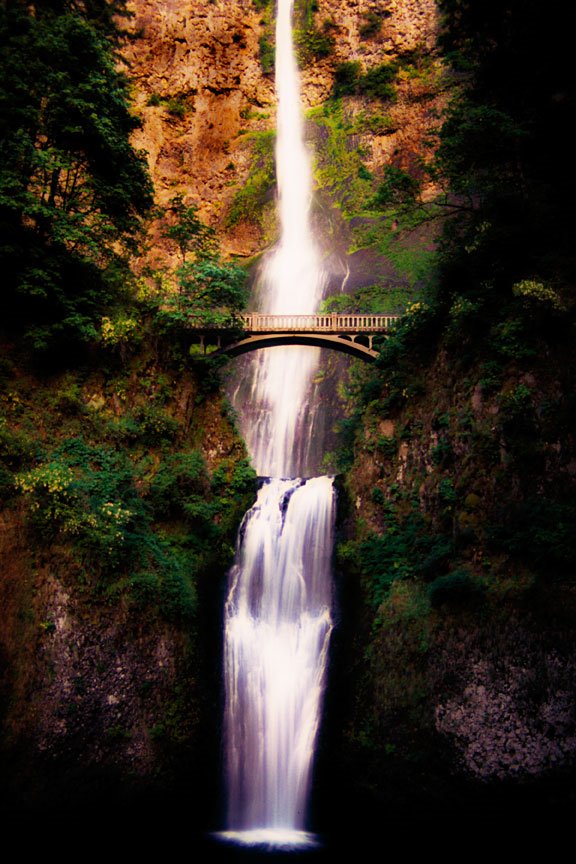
xmin=122 ymin=0 xmax=442 ymax=265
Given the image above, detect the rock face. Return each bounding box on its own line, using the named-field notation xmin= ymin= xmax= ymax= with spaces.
xmin=122 ymin=0 xmax=442 ymax=263
xmin=320 ymin=0 xmax=438 ymax=62
xmin=0 ymin=540 xmax=192 ymax=786
xmin=123 ymin=0 xmax=274 ymax=262
xmin=0 ymin=350 xmax=252 ymax=814
xmin=434 ymin=619 xmax=576 ymax=780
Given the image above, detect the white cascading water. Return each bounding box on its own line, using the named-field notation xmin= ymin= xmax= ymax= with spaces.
xmin=238 ymin=0 xmax=326 ymax=478
xmin=221 ymin=0 xmax=335 ymax=848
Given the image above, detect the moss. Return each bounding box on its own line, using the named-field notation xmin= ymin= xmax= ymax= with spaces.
xmin=308 ymin=100 xmax=373 ymax=220
xmin=146 ymin=93 xmax=191 ymax=118
xmin=227 ymin=131 xmax=276 ymax=228
xmin=258 ymin=35 xmax=274 ymax=74
xmin=294 ymin=25 xmax=334 ymax=65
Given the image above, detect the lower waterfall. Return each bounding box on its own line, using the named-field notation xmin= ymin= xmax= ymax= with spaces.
xmin=222 ymin=477 xmax=335 ymax=845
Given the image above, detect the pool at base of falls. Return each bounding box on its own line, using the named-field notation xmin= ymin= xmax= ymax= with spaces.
xmin=215 ymin=828 xmax=320 ymax=849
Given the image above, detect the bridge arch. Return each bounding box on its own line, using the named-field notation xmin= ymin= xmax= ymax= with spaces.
xmin=217 ymin=332 xmax=378 ymax=360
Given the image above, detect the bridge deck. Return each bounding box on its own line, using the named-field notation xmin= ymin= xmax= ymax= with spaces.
xmin=187 ymin=313 xmax=400 ymax=333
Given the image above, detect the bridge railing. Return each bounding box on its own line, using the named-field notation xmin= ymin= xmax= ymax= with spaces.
xmin=187 ymin=313 xmax=400 ymax=332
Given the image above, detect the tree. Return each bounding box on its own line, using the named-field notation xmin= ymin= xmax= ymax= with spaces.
xmin=0 ymin=0 xmax=153 ymax=346
xmin=156 ymin=258 xmax=248 ymax=333
xmin=162 ymin=195 xmax=217 ymax=262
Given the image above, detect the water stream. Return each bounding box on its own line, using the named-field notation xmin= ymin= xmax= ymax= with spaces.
xmin=220 ymin=0 xmax=335 ymax=848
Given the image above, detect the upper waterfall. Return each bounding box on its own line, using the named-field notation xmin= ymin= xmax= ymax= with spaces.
xmin=263 ymin=0 xmax=324 ymax=318
xmin=231 ymin=0 xmax=327 ymax=478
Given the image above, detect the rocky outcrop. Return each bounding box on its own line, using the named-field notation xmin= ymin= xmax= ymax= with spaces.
xmin=434 ymin=623 xmax=576 ymax=780
xmin=122 ymin=0 xmax=274 ymax=262
xmin=1 ymin=547 xmax=194 ymax=786
xmin=122 ymin=0 xmax=442 ymax=264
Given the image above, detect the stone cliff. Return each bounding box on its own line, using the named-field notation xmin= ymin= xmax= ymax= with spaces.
xmin=122 ymin=0 xmax=442 ymax=266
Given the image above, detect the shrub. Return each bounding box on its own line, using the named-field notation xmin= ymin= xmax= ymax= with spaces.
xmin=371 ymin=165 xmax=420 ymax=208
xmin=358 ymin=62 xmax=398 ymax=100
xmin=428 ymin=569 xmax=483 ymax=606
xmin=333 ymin=61 xmax=361 ymax=96
xmin=148 ymin=450 xmax=207 ymax=517
xmin=101 ymin=314 xmax=140 ymax=349
xmin=295 ymin=26 xmax=334 ymax=64
xmin=352 ymin=112 xmax=397 ymax=135
xmin=512 ymin=279 xmax=563 ymax=311
xmin=15 ymin=441 xmax=145 ymax=565
xmin=0 ymin=420 xmax=37 ymax=469
xmin=259 ymin=35 xmax=274 ymax=73
xmin=359 ymin=11 xmax=382 ymax=39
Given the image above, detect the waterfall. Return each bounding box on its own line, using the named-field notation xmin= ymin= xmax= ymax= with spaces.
xmin=220 ymin=0 xmax=335 ymax=848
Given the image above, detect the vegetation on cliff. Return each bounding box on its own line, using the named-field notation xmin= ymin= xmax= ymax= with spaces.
xmin=334 ymin=0 xmax=576 ymax=791
xmin=0 ymin=0 xmax=255 ymax=804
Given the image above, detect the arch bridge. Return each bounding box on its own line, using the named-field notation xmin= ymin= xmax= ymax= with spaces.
xmin=188 ymin=313 xmax=401 ymax=360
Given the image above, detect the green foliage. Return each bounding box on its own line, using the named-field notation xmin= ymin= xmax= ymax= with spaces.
xmin=512 ymin=279 xmax=563 ymax=311
xmin=320 ymin=282 xmax=414 ymax=317
xmin=431 ymin=436 xmax=453 ymax=467
xmin=333 ymin=61 xmax=398 ymax=100
xmin=332 ymin=60 xmax=399 ymax=102
xmin=351 ymin=111 xmax=397 ymax=136
xmin=148 ymin=450 xmax=207 ymax=518
xmin=433 ymin=103 xmax=526 ymax=200
xmin=134 ymin=405 xmax=180 ymax=444
xmin=239 ymin=106 xmax=270 ymax=121
xmin=162 ymin=195 xmax=217 ymax=262
xmin=371 ymin=166 xmax=420 ymax=208
xmin=0 ymin=2 xmax=153 ymax=345
xmin=489 ymin=318 xmax=536 ymax=362
xmin=227 ymin=131 xmax=275 ymax=227
xmin=487 ymin=498 xmax=576 ymax=574
xmin=0 ymin=418 xmax=38 ymax=471
xmin=12 ymin=405 xmax=253 ymax=621
xmin=358 ymin=63 xmax=399 ymax=101
xmin=100 ymin=313 xmax=141 ymax=351
xmin=427 ymin=569 xmax=483 ymax=607
xmin=15 ymin=441 xmax=144 ymax=565
xmin=432 ymin=0 xmax=575 ymax=319
xmin=357 ymin=164 xmax=373 ymax=181
xmin=342 ymin=501 xmax=454 ymax=608
xmin=308 ymin=101 xmax=370 ymax=219
xmin=294 ymin=25 xmax=334 ymax=65
xmin=332 ymin=62 xmax=361 ymax=97
xmin=359 ymin=11 xmax=382 ymax=39
xmin=147 ymin=93 xmax=191 ymax=118
xmin=155 ymin=259 xmax=248 ymax=334
xmin=165 ymin=97 xmax=188 ymax=118
xmin=258 ymin=35 xmax=274 ymax=74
